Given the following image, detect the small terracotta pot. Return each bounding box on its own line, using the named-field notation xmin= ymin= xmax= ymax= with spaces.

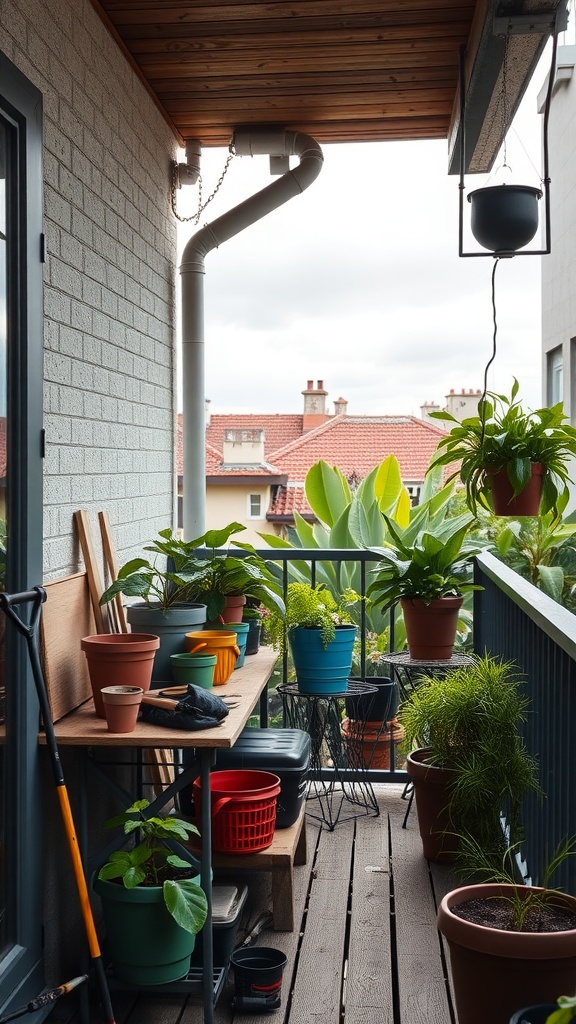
xmin=438 ymin=883 xmax=576 ymax=1024
xmin=400 ymin=596 xmax=463 ymax=660
xmin=101 ymin=686 xmax=143 ymax=733
xmin=220 ymin=595 xmax=246 ymax=624
xmin=341 ymin=717 xmax=405 ymax=770
xmin=81 ymin=633 xmax=159 ymax=717
xmin=486 ymin=463 xmax=544 ymax=517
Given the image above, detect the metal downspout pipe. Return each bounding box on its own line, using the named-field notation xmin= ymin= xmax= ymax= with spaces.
xmin=179 ymin=129 xmax=324 ymax=539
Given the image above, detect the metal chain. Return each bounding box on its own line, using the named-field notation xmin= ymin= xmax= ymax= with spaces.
xmin=170 ymin=142 xmax=235 ymax=224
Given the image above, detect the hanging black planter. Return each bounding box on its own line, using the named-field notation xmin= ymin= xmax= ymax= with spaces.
xmin=468 ymin=183 xmax=542 ymax=254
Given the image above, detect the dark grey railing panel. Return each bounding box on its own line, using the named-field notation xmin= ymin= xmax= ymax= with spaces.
xmin=475 ymin=551 xmax=576 ymax=892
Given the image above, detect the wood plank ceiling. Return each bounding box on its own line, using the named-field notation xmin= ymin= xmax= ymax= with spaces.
xmin=92 ymin=0 xmax=563 ymax=172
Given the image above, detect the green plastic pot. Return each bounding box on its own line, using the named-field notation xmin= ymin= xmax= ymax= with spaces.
xmin=94 ymin=875 xmax=198 ymax=985
xmin=170 ymin=652 xmax=217 ymax=689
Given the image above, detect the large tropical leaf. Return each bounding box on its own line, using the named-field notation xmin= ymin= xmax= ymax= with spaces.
xmin=305 ymin=461 xmax=351 ymax=527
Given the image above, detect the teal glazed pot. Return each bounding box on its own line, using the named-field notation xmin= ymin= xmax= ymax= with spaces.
xmin=170 ymin=652 xmax=217 ymax=689
xmin=289 ymin=625 xmax=357 ymax=694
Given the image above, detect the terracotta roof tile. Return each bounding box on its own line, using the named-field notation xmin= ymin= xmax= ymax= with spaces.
xmin=268 ymin=486 xmax=315 ymax=520
xmin=269 ymin=415 xmax=448 ymax=482
xmin=206 ymin=414 xmax=304 ymax=455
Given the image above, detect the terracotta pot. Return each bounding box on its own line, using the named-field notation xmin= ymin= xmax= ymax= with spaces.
xmin=220 ymin=595 xmax=246 ymax=624
xmin=438 ymin=883 xmax=576 ymax=1024
xmin=406 ymin=747 xmax=458 ymax=863
xmin=486 ymin=463 xmax=544 ymax=517
xmin=341 ymin=717 xmax=405 ymax=770
xmin=101 ymin=686 xmax=143 ymax=733
xmin=400 ymin=596 xmax=463 ymax=660
xmin=81 ymin=633 xmax=159 ymax=717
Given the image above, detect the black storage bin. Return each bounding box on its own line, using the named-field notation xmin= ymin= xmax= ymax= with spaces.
xmin=191 ymin=883 xmax=248 ymax=968
xmin=181 ymin=728 xmax=310 ymax=828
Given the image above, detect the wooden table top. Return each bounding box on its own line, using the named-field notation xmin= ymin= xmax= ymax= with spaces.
xmin=41 ymin=647 xmax=278 ymax=749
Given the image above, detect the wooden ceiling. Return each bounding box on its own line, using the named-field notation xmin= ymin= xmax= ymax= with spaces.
xmin=92 ymin=0 xmax=563 ymax=172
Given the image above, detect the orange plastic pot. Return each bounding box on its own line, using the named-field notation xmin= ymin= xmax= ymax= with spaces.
xmin=184 ymin=630 xmax=240 ymax=685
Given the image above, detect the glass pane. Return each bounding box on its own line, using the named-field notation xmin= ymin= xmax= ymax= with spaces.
xmin=0 ymin=116 xmax=7 ymax=953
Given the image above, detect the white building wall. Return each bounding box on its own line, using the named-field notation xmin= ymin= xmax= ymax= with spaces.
xmin=1 ymin=0 xmax=179 ymax=578
xmin=541 ymin=47 xmax=576 ymax=422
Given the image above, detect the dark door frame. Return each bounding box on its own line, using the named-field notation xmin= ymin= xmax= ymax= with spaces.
xmin=0 ymin=49 xmax=45 ymax=1012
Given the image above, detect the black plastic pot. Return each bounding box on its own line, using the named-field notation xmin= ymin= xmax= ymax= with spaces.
xmin=509 ymin=1006 xmax=559 ymax=1024
xmin=345 ymin=676 xmax=397 ymax=721
xmin=468 ymin=184 xmax=542 ymax=253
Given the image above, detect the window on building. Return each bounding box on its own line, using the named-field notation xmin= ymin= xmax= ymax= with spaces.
xmin=547 ymin=346 xmax=563 ymax=407
xmin=248 ymin=493 xmax=262 ymax=519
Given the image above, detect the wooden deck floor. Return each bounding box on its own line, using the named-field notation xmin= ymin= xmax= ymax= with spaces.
xmin=55 ymin=785 xmax=458 ymax=1024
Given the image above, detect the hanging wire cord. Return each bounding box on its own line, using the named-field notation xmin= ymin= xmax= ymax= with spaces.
xmin=479 ymin=256 xmax=501 ymax=451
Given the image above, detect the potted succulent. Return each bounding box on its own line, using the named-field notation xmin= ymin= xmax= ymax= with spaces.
xmin=266 ymin=581 xmax=359 ymax=694
xmin=437 ymin=836 xmax=576 ymax=1024
xmin=94 ymin=798 xmax=208 ymax=986
xmin=397 ymin=654 xmax=539 ymax=864
xmin=366 ymin=512 xmax=482 ymax=660
xmin=427 ymin=379 xmax=576 ymax=520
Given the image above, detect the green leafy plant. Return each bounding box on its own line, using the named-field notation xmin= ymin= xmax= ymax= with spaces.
xmin=366 ymin=512 xmax=483 ymax=612
xmin=428 ymin=379 xmax=576 ymax=520
xmin=397 ymin=655 xmax=540 ymax=866
xmin=489 ymin=510 xmax=576 ymax=609
xmin=97 ymin=799 xmax=208 ymax=936
xmin=100 ymin=522 xmax=285 ymax=620
xmin=266 ymin=581 xmax=360 ymax=653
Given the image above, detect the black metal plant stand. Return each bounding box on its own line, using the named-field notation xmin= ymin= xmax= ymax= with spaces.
xmin=277 ymin=680 xmax=380 ymax=831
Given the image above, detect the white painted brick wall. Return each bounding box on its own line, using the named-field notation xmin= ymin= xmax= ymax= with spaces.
xmin=2 ymin=0 xmax=180 ymax=579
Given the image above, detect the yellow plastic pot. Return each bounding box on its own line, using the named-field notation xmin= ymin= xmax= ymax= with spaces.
xmin=185 ymin=630 xmax=240 ymax=685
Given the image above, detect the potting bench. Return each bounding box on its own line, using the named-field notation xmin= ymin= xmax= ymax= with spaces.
xmin=40 ymin=627 xmax=283 ymax=1024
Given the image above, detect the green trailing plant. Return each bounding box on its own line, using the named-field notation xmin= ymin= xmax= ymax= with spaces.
xmin=100 ymin=522 xmax=285 ymax=621
xmin=265 ymin=581 xmax=360 ymax=654
xmin=97 ymin=799 xmax=208 ymax=936
xmin=428 ymin=379 xmax=576 ymax=521
xmin=397 ymin=654 xmax=540 ymax=868
xmin=366 ymin=512 xmax=483 ymax=612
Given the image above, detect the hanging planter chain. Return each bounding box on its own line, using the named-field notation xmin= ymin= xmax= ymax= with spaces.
xmin=170 ymin=142 xmax=235 ymax=224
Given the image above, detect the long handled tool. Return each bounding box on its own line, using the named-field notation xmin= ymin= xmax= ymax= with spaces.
xmin=0 ymin=976 xmax=88 ymax=1024
xmin=0 ymin=588 xmax=115 ymax=1024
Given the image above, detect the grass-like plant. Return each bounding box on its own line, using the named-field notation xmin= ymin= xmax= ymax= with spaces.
xmin=428 ymin=379 xmax=576 ymax=521
xmin=455 ymin=833 xmax=576 ymax=932
xmin=397 ymin=654 xmax=540 ymax=865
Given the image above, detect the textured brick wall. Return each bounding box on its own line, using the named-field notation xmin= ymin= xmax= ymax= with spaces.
xmin=1 ymin=0 xmax=179 ymax=577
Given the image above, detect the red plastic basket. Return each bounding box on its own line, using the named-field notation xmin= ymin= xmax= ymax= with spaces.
xmin=193 ymin=769 xmax=281 ymax=854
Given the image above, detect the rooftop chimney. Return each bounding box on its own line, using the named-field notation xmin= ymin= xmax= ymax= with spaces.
xmin=334 ymin=396 xmax=348 ymax=416
xmin=302 ymin=379 xmax=329 ymax=432
xmin=222 ymin=428 xmax=266 ymax=467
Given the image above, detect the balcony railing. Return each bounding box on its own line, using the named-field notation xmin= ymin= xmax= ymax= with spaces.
xmin=218 ymin=544 xmax=576 ymax=886
xmin=474 ymin=550 xmax=576 ymax=892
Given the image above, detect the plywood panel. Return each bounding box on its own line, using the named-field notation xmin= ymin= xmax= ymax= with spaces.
xmin=41 ymin=574 xmax=96 ymax=722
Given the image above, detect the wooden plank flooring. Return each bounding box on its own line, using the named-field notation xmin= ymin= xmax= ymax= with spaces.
xmin=52 ymin=786 xmax=457 ymax=1024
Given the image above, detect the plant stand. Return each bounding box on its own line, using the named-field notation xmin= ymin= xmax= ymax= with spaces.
xmin=277 ymin=680 xmax=380 ymax=831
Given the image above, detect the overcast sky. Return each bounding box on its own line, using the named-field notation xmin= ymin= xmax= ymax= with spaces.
xmin=176 ymin=55 xmax=551 ymax=419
